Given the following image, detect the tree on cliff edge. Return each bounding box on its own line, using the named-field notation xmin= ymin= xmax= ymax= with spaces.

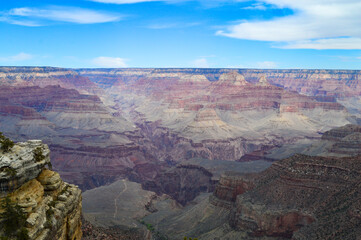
xmin=0 ymin=132 xmax=14 ymax=153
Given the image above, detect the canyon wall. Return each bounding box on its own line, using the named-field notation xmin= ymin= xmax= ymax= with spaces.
xmin=210 ymin=154 xmax=361 ymax=239
xmin=79 ymin=68 xmax=361 ymax=97
xmin=0 ymin=67 xmax=358 ymax=198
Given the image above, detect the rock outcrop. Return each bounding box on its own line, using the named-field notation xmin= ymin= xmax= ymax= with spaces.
xmin=0 ymin=139 xmax=82 ymax=240
xmin=210 ymin=154 xmax=361 ymax=239
xmin=256 ymin=75 xmax=271 ymax=87
xmin=287 ymin=124 xmax=361 ymax=158
xmin=142 ymin=164 xmax=216 ymax=205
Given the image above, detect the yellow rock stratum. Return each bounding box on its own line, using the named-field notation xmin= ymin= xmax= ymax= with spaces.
xmin=0 ymin=139 xmax=82 ymax=240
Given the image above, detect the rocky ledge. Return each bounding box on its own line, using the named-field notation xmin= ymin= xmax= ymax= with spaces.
xmin=0 ymin=138 xmax=82 ymax=240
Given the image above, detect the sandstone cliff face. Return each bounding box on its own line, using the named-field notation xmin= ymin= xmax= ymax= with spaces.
xmin=0 ymin=140 xmax=82 ymax=240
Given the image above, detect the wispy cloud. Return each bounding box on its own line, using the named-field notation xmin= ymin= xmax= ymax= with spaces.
xmin=92 ymin=57 xmax=128 ymax=68
xmin=0 ymin=52 xmax=33 ymax=62
xmin=1 ymin=6 xmax=121 ymax=26
xmin=242 ymin=3 xmax=267 ymax=10
xmin=191 ymin=58 xmax=210 ymax=68
xmin=217 ymin=0 xmax=361 ymax=49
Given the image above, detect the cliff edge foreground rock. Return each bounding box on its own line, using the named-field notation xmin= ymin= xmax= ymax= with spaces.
xmin=0 ymin=134 xmax=82 ymax=240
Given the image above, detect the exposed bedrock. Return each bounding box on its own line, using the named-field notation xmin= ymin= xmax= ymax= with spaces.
xmin=142 ymin=164 xmax=216 ymax=205
xmin=0 ymin=66 xmax=102 ymax=95
xmin=213 ymin=172 xmax=255 ymax=205
xmin=49 ymin=142 xmax=152 ymax=190
xmin=0 ymin=140 xmax=51 ymax=192
xmin=230 ymin=201 xmax=314 ymax=238
xmin=133 ymin=115 xmax=295 ymax=164
xmin=321 ymin=123 xmax=361 ymax=141
xmin=0 ymin=139 xmax=82 ymax=240
xmin=210 ymin=154 xmax=361 ymax=239
xmin=79 ymin=68 xmax=361 ymax=98
xmin=0 ymin=67 xmax=358 ymax=200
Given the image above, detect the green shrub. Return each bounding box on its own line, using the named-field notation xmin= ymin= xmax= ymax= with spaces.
xmin=33 ymin=147 xmax=45 ymax=162
xmin=0 ymin=132 xmax=4 ymax=140
xmin=4 ymin=167 xmax=17 ymax=177
xmin=145 ymin=223 xmax=155 ymax=231
xmin=47 ymin=162 xmax=53 ymax=170
xmin=45 ymin=207 xmax=55 ymax=228
xmin=59 ymin=185 xmax=70 ymax=196
xmin=16 ymin=227 xmax=30 ymax=240
xmin=0 ymin=137 xmax=14 ymax=153
xmin=46 ymin=208 xmax=54 ymax=218
xmin=0 ymin=196 xmax=29 ymax=239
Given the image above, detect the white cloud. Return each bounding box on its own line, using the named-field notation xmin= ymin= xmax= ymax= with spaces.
xmin=92 ymin=57 xmax=128 ymax=68
xmin=0 ymin=53 xmax=33 ymax=62
xmin=0 ymin=16 xmax=41 ymax=26
xmin=191 ymin=58 xmax=210 ymax=68
xmin=242 ymin=3 xmax=267 ymax=10
xmin=217 ymin=0 xmax=361 ymax=49
xmin=256 ymin=61 xmax=277 ymax=68
xmin=1 ymin=6 xmax=120 ymax=26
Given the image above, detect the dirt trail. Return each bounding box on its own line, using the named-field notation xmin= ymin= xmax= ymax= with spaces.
xmin=113 ymin=179 xmax=127 ymax=218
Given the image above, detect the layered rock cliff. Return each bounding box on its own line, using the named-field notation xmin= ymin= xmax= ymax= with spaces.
xmin=211 ymin=154 xmax=361 ymax=239
xmin=0 ymin=138 xmax=82 ymax=240
xmin=78 ymin=68 xmax=361 ymax=98
xmin=0 ymin=67 xmax=101 ymax=96
xmin=136 ymin=152 xmax=360 ymax=240
xmin=0 ymin=67 xmax=357 ymax=200
xmin=142 ymin=164 xmax=216 ymax=205
xmin=0 ymin=84 xmax=140 ymax=189
xmin=285 ymin=124 xmax=361 ymax=158
xmin=102 ymin=69 xmax=350 ymax=162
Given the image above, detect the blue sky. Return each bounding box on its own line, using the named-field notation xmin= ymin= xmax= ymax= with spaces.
xmin=0 ymin=0 xmax=360 ymax=69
